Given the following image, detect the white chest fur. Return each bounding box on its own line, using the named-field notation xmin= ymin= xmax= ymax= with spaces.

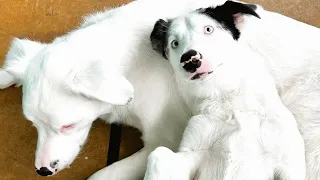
xmin=173 ymin=54 xmax=305 ymax=179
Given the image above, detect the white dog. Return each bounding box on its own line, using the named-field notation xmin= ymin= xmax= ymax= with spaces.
xmin=145 ymin=1 xmax=305 ymax=179
xmin=0 ymin=0 xmax=227 ymax=179
xmin=0 ymin=0 xmax=319 ymax=179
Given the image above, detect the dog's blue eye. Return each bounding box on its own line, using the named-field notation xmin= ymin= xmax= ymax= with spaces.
xmin=171 ymin=40 xmax=179 ymax=49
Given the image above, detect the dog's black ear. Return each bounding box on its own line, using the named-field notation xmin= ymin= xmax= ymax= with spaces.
xmin=150 ymin=19 xmax=171 ymax=59
xmin=200 ymin=1 xmax=260 ymax=40
xmin=216 ymin=1 xmax=260 ymax=19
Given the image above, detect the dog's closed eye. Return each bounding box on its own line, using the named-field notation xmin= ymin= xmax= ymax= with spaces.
xmin=60 ymin=124 xmax=76 ymax=132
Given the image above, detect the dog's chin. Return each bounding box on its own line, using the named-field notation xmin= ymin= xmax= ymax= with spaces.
xmin=189 ymin=63 xmax=223 ymax=81
xmin=190 ymin=71 xmax=213 ymax=81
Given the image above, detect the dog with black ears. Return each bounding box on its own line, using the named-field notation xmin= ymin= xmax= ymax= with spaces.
xmin=145 ymin=1 xmax=311 ymax=179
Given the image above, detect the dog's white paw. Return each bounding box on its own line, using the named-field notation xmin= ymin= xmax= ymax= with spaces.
xmin=103 ymin=75 xmax=134 ymax=106
xmin=144 ymin=147 xmax=175 ymax=180
xmin=0 ymin=70 xmax=16 ymax=89
xmin=111 ymin=78 xmax=134 ymax=106
xmin=144 ymin=147 xmax=190 ymax=180
xmin=126 ymin=97 xmax=134 ymax=105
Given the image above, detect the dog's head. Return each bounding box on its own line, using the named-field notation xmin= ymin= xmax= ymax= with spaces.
xmin=0 ymin=38 xmax=134 ymax=176
xmin=150 ymin=1 xmax=260 ymax=81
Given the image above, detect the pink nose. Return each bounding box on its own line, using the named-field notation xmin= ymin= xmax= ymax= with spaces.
xmin=195 ymin=60 xmax=210 ymax=74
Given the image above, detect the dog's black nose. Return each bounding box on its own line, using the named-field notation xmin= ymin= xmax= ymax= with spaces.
xmin=183 ymin=60 xmax=202 ymax=73
xmin=36 ymin=167 xmax=53 ymax=176
xmin=180 ymin=49 xmax=198 ymax=63
xmin=180 ymin=50 xmax=203 ymax=73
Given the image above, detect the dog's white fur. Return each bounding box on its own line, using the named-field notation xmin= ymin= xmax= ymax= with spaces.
xmin=145 ymin=2 xmax=305 ymax=179
xmin=0 ymin=0 xmax=319 ymax=179
xmin=0 ymin=0 xmax=227 ymax=178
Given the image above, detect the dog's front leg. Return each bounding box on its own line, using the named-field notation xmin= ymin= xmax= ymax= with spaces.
xmin=88 ymin=146 xmax=153 ymax=180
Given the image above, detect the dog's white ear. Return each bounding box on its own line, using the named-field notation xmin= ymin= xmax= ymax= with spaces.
xmin=0 ymin=38 xmax=45 ymax=89
xmin=68 ymin=61 xmax=134 ymax=106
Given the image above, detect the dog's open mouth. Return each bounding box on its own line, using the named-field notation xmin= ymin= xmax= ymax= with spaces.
xmin=191 ymin=71 xmax=213 ymax=80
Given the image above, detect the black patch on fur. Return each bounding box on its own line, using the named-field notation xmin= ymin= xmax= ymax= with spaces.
xmin=198 ymin=1 xmax=260 ymax=40
xmin=150 ymin=19 xmax=172 ymax=59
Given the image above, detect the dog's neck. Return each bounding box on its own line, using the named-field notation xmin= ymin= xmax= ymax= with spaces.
xmin=176 ymin=65 xmax=242 ymax=117
xmin=176 ymin=49 xmax=278 ymax=120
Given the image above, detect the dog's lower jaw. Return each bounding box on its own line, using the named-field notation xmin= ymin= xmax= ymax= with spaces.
xmin=190 ymin=71 xmax=214 ymax=80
